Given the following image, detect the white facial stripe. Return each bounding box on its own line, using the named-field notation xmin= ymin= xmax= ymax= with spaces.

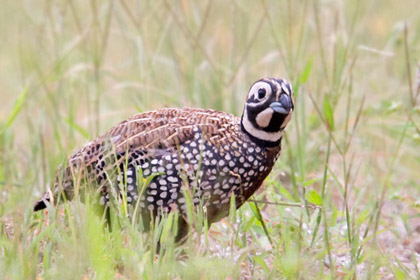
xmin=281 ymin=83 xmax=290 ymax=96
xmin=255 ymin=107 xmax=274 ymax=128
xmin=243 ymin=110 xmax=284 ymax=142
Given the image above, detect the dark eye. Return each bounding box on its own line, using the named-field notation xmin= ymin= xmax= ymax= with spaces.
xmin=257 ymin=88 xmax=266 ymax=99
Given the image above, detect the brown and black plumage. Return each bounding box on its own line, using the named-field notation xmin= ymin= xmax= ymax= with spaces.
xmin=34 ymin=77 xmax=294 ymax=239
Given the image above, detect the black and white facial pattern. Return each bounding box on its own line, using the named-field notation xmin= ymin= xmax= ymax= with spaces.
xmin=241 ymin=78 xmax=294 ymax=146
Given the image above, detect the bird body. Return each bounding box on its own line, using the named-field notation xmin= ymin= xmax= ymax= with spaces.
xmin=34 ymin=78 xmax=294 ymax=238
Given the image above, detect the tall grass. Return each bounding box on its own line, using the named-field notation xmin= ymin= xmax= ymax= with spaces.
xmin=1 ymin=0 xmax=420 ymax=278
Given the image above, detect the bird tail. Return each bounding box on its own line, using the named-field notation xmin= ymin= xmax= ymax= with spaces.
xmin=33 ymin=164 xmax=74 ymax=212
xmin=33 ymin=188 xmax=55 ymax=211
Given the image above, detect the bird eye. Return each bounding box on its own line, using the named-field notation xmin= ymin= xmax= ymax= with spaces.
xmin=247 ymin=81 xmax=271 ymax=102
xmin=257 ymin=88 xmax=266 ymax=99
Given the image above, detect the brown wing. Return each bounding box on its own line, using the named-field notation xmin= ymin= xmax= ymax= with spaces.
xmin=71 ymin=108 xmax=238 ymax=165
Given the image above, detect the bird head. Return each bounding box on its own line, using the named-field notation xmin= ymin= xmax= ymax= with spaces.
xmin=241 ymin=78 xmax=294 ymax=147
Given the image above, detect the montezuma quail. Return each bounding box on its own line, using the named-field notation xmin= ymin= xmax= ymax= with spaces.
xmin=34 ymin=77 xmax=294 ymax=239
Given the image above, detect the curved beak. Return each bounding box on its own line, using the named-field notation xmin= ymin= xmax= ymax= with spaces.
xmin=270 ymin=94 xmax=292 ymax=115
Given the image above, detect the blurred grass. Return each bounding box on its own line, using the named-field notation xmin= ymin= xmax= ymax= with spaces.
xmin=1 ymin=0 xmax=420 ymax=279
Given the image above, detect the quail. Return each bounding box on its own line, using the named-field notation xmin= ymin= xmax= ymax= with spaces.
xmin=34 ymin=77 xmax=294 ymax=240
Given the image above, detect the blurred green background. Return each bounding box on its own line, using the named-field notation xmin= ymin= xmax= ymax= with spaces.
xmin=1 ymin=0 xmax=420 ymax=279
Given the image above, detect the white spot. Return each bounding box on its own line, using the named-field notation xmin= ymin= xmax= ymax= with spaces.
xmin=181 ymin=204 xmax=187 ymax=212
xmin=128 ymin=185 xmax=134 ymax=191
xmin=160 ymin=192 xmax=167 ymax=198
xmin=221 ymin=198 xmax=230 ymax=204
xmin=127 ymin=177 xmax=133 ymax=184
xmin=147 ymin=196 xmax=154 ymax=202
xmin=171 ymin=193 xmax=178 ymax=199
xmin=218 ymin=160 xmax=225 ymax=166
xmin=156 ymin=200 xmax=163 ymax=206
xmin=158 ymin=167 xmax=165 ymax=173
xmin=168 ymin=176 xmax=177 ymax=183
xmin=178 ymin=197 xmax=186 ymax=204
xmin=214 ymin=189 xmax=223 ymax=195
xmin=229 ymin=161 xmax=235 ymax=168
xmin=151 ymin=159 xmax=158 ymax=165
xmin=148 ymin=204 xmax=154 ymax=211
xmin=127 ymin=196 xmax=132 ymax=202
xmin=149 ymin=183 xmax=157 ymax=189
xmin=142 ymin=162 xmax=149 ymax=168
xmin=239 ymin=168 xmax=245 ymax=174
xmin=159 ymin=179 xmax=167 ymax=185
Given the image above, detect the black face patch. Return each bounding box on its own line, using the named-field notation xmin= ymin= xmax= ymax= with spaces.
xmin=264 ymin=113 xmax=288 ymax=132
xmin=246 ymin=96 xmax=275 ymax=128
